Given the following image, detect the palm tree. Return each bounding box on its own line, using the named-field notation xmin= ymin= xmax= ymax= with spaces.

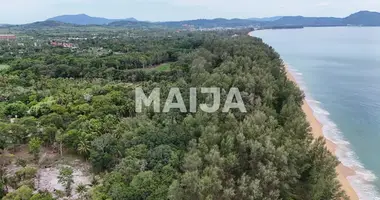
xmin=76 ymin=183 xmax=88 ymax=199
xmin=77 ymin=140 xmax=90 ymax=158
xmin=55 ymin=130 xmax=64 ymax=157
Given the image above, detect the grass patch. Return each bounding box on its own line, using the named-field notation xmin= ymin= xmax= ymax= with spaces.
xmin=133 ymin=63 xmax=172 ymax=72
xmin=154 ymin=63 xmax=171 ymax=71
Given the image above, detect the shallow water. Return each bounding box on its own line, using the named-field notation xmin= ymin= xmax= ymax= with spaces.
xmin=252 ymin=27 xmax=380 ymax=200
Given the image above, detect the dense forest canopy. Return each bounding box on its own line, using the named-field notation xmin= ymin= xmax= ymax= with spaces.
xmin=0 ymin=28 xmax=348 ymax=200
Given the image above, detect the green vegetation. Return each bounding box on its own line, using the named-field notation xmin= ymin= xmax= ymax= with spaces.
xmin=2 ymin=185 xmax=54 ymax=200
xmin=28 ymin=138 xmax=42 ymax=160
xmin=144 ymin=63 xmax=171 ymax=72
xmin=58 ymin=167 xmax=74 ymax=196
xmin=0 ymin=27 xmax=348 ymax=200
xmin=155 ymin=63 xmax=171 ymax=71
xmin=0 ymin=65 xmax=9 ymax=70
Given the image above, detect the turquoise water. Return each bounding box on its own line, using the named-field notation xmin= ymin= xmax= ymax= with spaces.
xmin=251 ymin=27 xmax=380 ymax=200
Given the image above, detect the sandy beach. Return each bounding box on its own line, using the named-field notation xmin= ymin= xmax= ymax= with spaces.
xmin=285 ymin=65 xmax=359 ymax=200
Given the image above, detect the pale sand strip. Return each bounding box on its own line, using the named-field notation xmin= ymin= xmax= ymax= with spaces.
xmin=285 ymin=66 xmax=359 ymax=200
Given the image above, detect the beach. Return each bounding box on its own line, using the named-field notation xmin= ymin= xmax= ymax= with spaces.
xmin=286 ymin=65 xmax=359 ymax=200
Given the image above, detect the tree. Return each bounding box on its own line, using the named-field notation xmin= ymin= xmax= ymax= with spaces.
xmin=30 ymin=192 xmax=55 ymax=200
xmin=77 ymin=140 xmax=91 ymax=158
xmin=0 ymin=30 xmax=348 ymax=200
xmin=58 ymin=166 xmax=74 ymax=197
xmin=129 ymin=171 xmax=156 ymax=199
xmin=0 ymin=153 xmax=14 ymax=192
xmin=90 ymin=134 xmax=119 ymax=172
xmin=4 ymin=101 xmax=28 ymax=118
xmin=2 ymin=185 xmax=33 ymax=200
xmin=55 ymin=130 xmax=64 ymax=157
xmin=28 ymin=137 xmax=42 ymax=160
xmin=5 ymin=124 xmax=28 ymax=151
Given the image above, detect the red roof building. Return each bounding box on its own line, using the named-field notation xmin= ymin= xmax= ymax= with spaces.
xmin=0 ymin=34 xmax=16 ymax=40
xmin=50 ymin=41 xmax=74 ymax=48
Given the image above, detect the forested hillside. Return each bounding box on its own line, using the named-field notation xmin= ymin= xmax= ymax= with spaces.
xmin=47 ymin=14 xmax=137 ymax=25
xmin=0 ymin=29 xmax=348 ymax=200
xmin=14 ymin=10 xmax=380 ymax=29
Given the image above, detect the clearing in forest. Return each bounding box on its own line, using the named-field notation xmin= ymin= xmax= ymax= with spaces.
xmin=143 ymin=63 xmax=171 ymax=71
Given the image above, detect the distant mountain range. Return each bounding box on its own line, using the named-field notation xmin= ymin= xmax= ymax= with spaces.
xmin=6 ymin=10 xmax=380 ymax=29
xmin=47 ymin=14 xmax=137 ymax=25
xmin=269 ymin=16 xmax=343 ymax=27
xmin=152 ymin=11 xmax=380 ymax=28
xmin=344 ymin=11 xmax=380 ymax=26
xmin=267 ymin=11 xmax=380 ymax=27
xmin=247 ymin=16 xmax=283 ymax=21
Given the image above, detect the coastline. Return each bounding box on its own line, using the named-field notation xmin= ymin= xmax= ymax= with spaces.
xmin=285 ymin=65 xmax=359 ymax=200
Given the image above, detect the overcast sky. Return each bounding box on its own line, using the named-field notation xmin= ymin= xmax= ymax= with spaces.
xmin=1 ymin=0 xmax=380 ymax=24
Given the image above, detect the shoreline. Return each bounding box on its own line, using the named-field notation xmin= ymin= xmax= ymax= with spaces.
xmin=285 ymin=65 xmax=359 ymax=200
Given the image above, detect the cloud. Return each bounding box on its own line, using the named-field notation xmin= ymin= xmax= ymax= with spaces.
xmin=316 ymin=2 xmax=331 ymax=6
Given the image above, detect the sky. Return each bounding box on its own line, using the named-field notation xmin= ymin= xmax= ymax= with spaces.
xmin=1 ymin=0 xmax=380 ymax=24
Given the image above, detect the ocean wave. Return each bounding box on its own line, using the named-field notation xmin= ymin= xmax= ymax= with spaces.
xmin=312 ymin=105 xmax=331 ymax=116
xmin=306 ymin=99 xmax=321 ymax=104
xmin=287 ymin=64 xmax=380 ymax=200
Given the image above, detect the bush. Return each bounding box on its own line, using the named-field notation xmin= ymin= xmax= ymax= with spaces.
xmin=16 ymin=166 xmax=38 ymax=180
xmin=16 ymin=158 xmax=27 ymax=167
xmin=4 ymin=101 xmax=28 ymax=118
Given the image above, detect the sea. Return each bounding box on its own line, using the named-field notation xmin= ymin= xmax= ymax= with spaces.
xmin=251 ymin=27 xmax=380 ymax=200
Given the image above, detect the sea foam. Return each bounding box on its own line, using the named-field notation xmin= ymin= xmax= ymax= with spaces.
xmin=287 ymin=65 xmax=380 ymax=200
